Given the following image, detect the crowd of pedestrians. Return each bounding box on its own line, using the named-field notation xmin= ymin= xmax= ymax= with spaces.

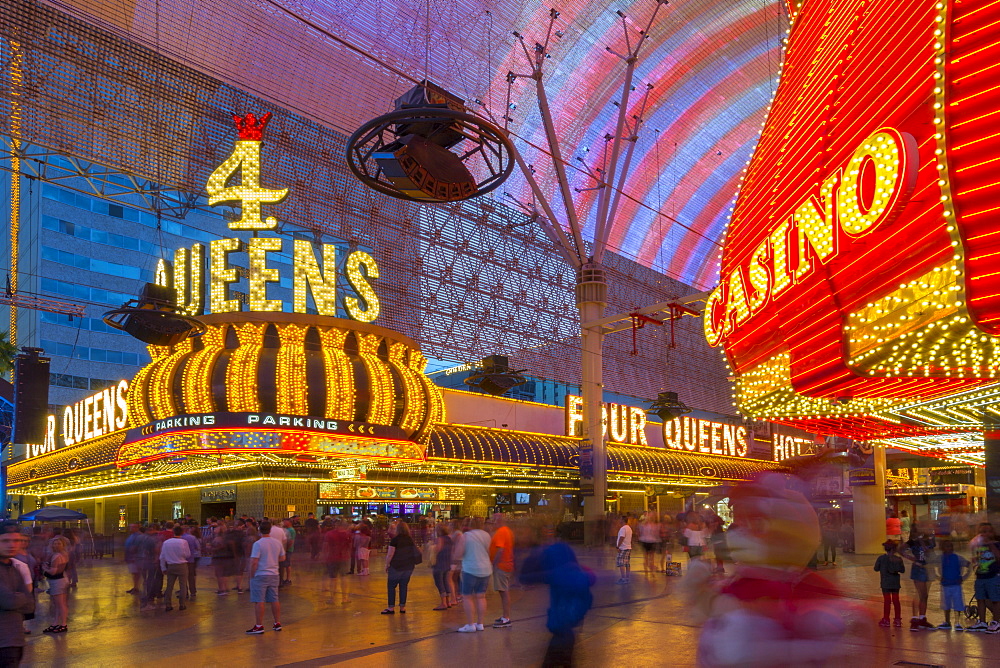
xmin=873 ymin=517 xmax=1000 ymax=633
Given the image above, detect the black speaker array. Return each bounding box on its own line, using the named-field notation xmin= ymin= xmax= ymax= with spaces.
xmin=12 ymin=349 xmax=50 ymax=445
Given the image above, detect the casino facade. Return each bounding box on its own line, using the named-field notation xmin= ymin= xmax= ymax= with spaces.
xmin=4 ymin=117 xmax=787 ymax=529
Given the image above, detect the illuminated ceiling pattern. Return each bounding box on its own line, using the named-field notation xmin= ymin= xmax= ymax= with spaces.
xmin=46 ymin=0 xmax=788 ymax=290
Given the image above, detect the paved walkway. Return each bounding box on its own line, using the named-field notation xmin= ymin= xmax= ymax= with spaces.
xmin=20 ymin=548 xmax=996 ymax=667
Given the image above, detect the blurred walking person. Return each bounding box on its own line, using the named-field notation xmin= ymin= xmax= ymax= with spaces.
xmin=0 ymin=524 xmax=34 ymax=664
xmin=212 ymin=524 xmax=236 ymax=595
xmin=182 ymin=525 xmax=201 ymax=598
xmin=521 ymin=540 xmax=594 ymax=668
xmin=638 ymin=513 xmax=661 ymax=573
xmin=323 ymin=520 xmax=352 ymax=604
xmin=450 ymin=519 xmax=466 ymax=605
xmin=124 ymin=524 xmax=143 ymax=594
xmin=432 ymin=524 xmax=454 ymax=610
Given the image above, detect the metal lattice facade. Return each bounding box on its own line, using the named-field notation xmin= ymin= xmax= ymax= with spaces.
xmin=0 ymin=0 xmax=735 ymax=413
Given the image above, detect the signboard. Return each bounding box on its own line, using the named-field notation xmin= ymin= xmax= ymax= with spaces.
xmin=125 ymin=412 xmax=407 ymax=444
xmin=662 ymin=416 xmax=748 ymax=458
xmin=703 ymin=0 xmax=1000 ymax=436
xmin=578 ymin=437 xmax=595 ymax=496
xmin=318 ymin=483 xmax=464 ymax=502
xmin=847 ymin=440 xmax=876 ymax=486
xmin=565 ymin=395 xmax=647 ymax=446
xmin=201 ymin=486 xmax=237 ymax=503
xmin=772 ymin=433 xmax=814 ymax=462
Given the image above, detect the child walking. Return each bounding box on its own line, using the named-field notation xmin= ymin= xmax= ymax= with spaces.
xmin=935 ymin=539 xmax=970 ymax=630
xmin=875 ymin=540 xmax=906 ymax=627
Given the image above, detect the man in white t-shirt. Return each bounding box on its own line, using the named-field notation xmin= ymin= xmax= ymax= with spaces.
xmin=246 ymin=521 xmax=286 ymax=634
xmin=616 ymin=517 xmax=634 ymax=584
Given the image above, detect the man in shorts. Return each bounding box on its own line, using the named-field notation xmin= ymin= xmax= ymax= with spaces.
xmin=969 ymin=523 xmax=1000 ymax=632
xmin=489 ymin=514 xmax=515 ymax=628
xmin=616 ymin=516 xmax=633 ymax=584
xmin=246 ymin=521 xmax=285 ymax=634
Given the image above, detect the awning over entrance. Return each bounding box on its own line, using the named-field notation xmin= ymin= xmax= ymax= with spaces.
xmin=426 ymin=424 xmax=786 ymax=482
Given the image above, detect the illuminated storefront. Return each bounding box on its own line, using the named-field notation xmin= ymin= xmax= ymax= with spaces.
xmin=6 ymin=113 xmax=788 ymax=527
xmin=702 ymin=0 xmax=1000 ymax=475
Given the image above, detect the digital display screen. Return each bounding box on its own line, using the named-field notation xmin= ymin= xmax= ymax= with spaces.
xmin=495 ymin=493 xmax=511 ymax=505
xmin=515 ymin=492 xmax=530 ymax=504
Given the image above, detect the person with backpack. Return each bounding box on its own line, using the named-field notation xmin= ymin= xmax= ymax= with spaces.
xmin=521 ymin=539 xmax=595 ymax=667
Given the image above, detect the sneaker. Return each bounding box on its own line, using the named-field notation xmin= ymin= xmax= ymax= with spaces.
xmin=615 ymin=578 xmax=627 ymax=584
xmin=920 ymin=618 xmax=936 ymax=630
xmin=893 ymin=618 xmax=902 ymax=627
xmin=878 ymin=618 xmax=891 ymax=628
xmin=216 ymin=591 xmax=228 ymax=596
xmin=936 ymin=622 xmax=951 ymax=630
xmin=909 ymin=618 xmax=921 ymax=632
xmin=245 ymin=625 xmax=265 ymax=635
xmin=493 ymin=617 xmax=512 ymax=628
xmin=476 ymin=623 xmax=485 ymax=631
xmin=955 ymin=623 xmax=965 ymax=631
xmin=273 ymin=623 xmax=282 ymax=632
xmin=165 ymin=606 xmax=174 ymax=612
xmin=179 ymin=605 xmax=186 ymax=611
xmin=967 ymin=621 xmax=988 ymax=632
xmin=457 ymin=624 xmax=478 ymax=633
xmin=989 ymin=621 xmax=1000 ymax=633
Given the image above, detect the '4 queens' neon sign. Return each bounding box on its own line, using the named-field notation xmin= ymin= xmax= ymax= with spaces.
xmin=155 ymin=112 xmax=382 ymax=323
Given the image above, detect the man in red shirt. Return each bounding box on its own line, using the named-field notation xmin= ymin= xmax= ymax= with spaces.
xmin=489 ymin=514 xmax=515 ymax=628
xmin=323 ymin=520 xmax=352 ymax=603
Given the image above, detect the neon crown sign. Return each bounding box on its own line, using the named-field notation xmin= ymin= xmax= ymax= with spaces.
xmin=705 ymin=0 xmax=1000 ymax=437
xmin=155 ymin=112 xmax=381 ymax=323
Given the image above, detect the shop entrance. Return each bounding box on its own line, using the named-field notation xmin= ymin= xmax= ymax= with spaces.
xmin=201 ymin=502 xmax=234 ymax=521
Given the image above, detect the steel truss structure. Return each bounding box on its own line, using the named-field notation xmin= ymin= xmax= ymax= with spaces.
xmin=0 ymin=0 xmax=733 ymax=411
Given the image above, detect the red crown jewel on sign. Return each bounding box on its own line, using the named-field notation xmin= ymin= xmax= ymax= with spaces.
xmin=232 ymin=112 xmax=273 ymax=141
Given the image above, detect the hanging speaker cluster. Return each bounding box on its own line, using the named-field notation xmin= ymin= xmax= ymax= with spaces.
xmin=103 ymin=282 xmax=207 ymax=347
xmin=12 ymin=347 xmax=49 ymax=445
xmin=347 ymin=81 xmax=515 ymax=203
xmin=646 ymin=391 xmax=692 ymax=422
xmin=464 ymin=355 xmax=528 ymax=396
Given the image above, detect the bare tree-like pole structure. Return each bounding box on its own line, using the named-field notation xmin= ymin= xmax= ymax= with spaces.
xmin=493 ymin=2 xmax=669 ymax=542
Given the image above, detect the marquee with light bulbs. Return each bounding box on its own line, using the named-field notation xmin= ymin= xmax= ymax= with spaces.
xmin=704 ymin=0 xmax=1000 ymax=447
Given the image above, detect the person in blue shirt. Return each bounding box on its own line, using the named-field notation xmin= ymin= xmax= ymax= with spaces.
xmin=935 ymin=539 xmax=970 ymax=630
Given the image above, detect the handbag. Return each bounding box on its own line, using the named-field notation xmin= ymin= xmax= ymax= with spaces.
xmin=411 ymin=544 xmax=423 ymax=566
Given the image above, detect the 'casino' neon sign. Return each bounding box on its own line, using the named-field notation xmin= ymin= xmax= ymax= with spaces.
xmin=705 ymin=128 xmax=916 ymax=346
